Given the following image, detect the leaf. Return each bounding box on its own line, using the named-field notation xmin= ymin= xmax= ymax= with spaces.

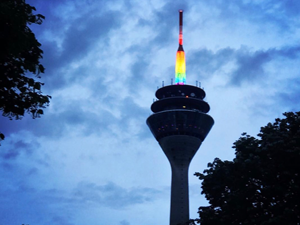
xmin=37 ymin=109 xmax=43 ymax=115
xmin=34 ymin=82 xmax=41 ymax=90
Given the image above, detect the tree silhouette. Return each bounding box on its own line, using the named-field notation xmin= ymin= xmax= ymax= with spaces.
xmin=193 ymin=112 xmax=300 ymax=225
xmin=0 ymin=0 xmax=50 ymax=141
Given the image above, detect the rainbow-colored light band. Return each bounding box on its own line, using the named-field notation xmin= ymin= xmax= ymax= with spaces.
xmin=175 ymin=49 xmax=186 ymax=85
xmin=175 ymin=10 xmax=186 ymax=85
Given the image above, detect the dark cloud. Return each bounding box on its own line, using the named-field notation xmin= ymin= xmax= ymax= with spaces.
xmin=0 ymin=97 xmax=118 ymax=141
xmin=276 ymin=77 xmax=300 ymax=112
xmin=39 ymin=40 xmax=67 ymax=90
xmin=0 ymin=140 xmax=36 ymax=160
xmin=204 ymin=0 xmax=300 ymax=31
xmin=60 ymin=11 xmax=121 ymax=64
xmin=231 ymin=48 xmax=273 ymax=85
xmin=29 ymin=0 xmax=124 ymax=93
xmin=279 ymin=0 xmax=300 ymax=16
xmin=231 ymin=45 xmax=300 ymax=86
xmin=275 ymin=45 xmax=300 ymax=59
xmin=50 ymin=216 xmax=75 ymax=225
xmin=188 ymin=47 xmax=235 ymax=80
xmin=120 ymin=97 xmax=148 ymax=119
xmin=0 ymin=178 xmax=163 ymax=225
xmin=0 ymin=67 xmax=152 ymax=141
xmin=244 ymin=76 xmax=300 ymax=118
xmin=149 ymin=0 xmax=189 ymax=47
xmin=73 ymin=181 xmax=162 ymax=209
xmin=130 ymin=59 xmax=149 ymax=84
xmin=0 ymin=92 xmax=152 ymax=146
xmin=27 ymin=0 xmax=63 ymax=35
xmin=188 ymin=44 xmax=300 ymax=86
xmin=120 ymin=220 xmax=130 ymax=225
xmin=0 ymin=182 xmax=73 ymax=225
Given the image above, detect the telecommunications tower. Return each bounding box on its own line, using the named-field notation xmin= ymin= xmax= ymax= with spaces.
xmin=146 ymin=10 xmax=214 ymax=225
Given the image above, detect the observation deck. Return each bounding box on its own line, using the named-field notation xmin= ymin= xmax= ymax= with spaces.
xmin=147 ymin=84 xmax=214 ymax=142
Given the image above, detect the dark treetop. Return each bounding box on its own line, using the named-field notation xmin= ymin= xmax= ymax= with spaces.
xmin=193 ymin=111 xmax=300 ymax=225
xmin=0 ymin=0 xmax=50 ymax=140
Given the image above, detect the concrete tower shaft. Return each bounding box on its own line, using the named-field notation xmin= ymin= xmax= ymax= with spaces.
xmin=159 ymin=135 xmax=201 ymax=225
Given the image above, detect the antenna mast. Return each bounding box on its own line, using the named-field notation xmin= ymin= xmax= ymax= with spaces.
xmin=179 ymin=10 xmax=183 ymax=46
xmin=175 ymin=10 xmax=186 ymax=85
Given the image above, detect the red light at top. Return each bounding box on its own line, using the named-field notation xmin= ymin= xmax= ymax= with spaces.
xmin=179 ymin=10 xmax=183 ymax=46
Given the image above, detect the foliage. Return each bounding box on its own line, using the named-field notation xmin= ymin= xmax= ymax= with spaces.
xmin=0 ymin=0 xmax=50 ymax=141
xmin=193 ymin=112 xmax=300 ymax=225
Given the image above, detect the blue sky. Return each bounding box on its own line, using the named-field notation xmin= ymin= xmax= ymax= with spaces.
xmin=1 ymin=0 xmax=300 ymax=224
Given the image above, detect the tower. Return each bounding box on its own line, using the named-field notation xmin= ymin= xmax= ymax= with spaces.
xmin=146 ymin=10 xmax=214 ymax=225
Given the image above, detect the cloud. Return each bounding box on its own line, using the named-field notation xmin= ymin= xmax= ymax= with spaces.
xmin=32 ymin=0 xmax=125 ymax=93
xmin=0 ymin=177 xmax=163 ymax=225
xmin=152 ymin=1 xmax=189 ymax=46
xmin=230 ymin=47 xmax=273 ymax=85
xmin=72 ymin=181 xmax=162 ymax=209
xmin=50 ymin=216 xmax=75 ymax=225
xmin=188 ymin=47 xmax=235 ymax=80
xmin=202 ymin=0 xmax=300 ymax=31
xmin=187 ymin=44 xmax=300 ymax=86
xmin=0 ymin=140 xmax=37 ymax=160
xmin=275 ymin=77 xmax=300 ymax=112
xmin=231 ymin=45 xmax=300 ymax=86
xmin=59 ymin=11 xmax=121 ymax=65
xmin=120 ymin=220 xmax=130 ymax=225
